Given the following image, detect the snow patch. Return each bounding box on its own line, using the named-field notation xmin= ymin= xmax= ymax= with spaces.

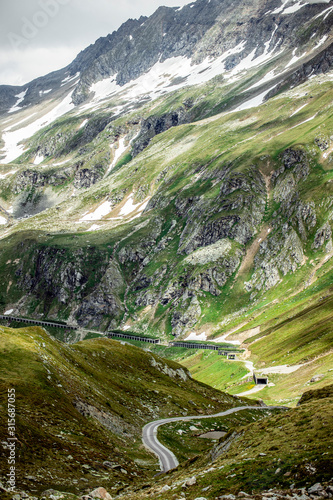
xmin=314 ymin=4 xmax=333 ymax=19
xmin=290 ymin=113 xmax=317 ymax=129
xmin=79 ymin=119 xmax=88 ymax=129
xmin=61 ymin=72 xmax=80 ymax=86
xmin=107 ymin=137 xmax=127 ymax=174
xmin=8 ymin=89 xmax=27 ymax=114
xmin=88 ymin=224 xmax=103 ymax=231
xmin=34 ymin=152 xmax=44 ymax=165
xmin=186 ymin=331 xmax=207 ymax=341
xmin=245 ymin=70 xmax=279 ymax=91
xmin=290 ymin=103 xmax=308 ymax=116
xmin=313 ymin=34 xmax=328 ymax=50
xmin=1 ymin=90 xmax=75 ymax=163
xmin=211 ymin=334 xmax=241 ymax=346
xmin=53 ymin=160 xmax=69 ymax=166
xmin=83 ymin=44 xmax=250 ymax=114
xmin=283 ymin=1 xmax=306 ymax=14
xmin=119 ymin=195 xmax=149 ymax=216
xmin=259 ymin=364 xmax=303 ymax=374
xmin=80 ymin=200 xmax=113 ymax=221
xmin=39 ymin=89 xmax=52 ymax=96
xmin=286 ymin=48 xmax=307 ymax=68
xmin=0 ymin=216 xmax=7 ymax=225
xmin=233 ymin=84 xmax=277 ymax=112
xmin=0 ymin=170 xmax=17 ymax=179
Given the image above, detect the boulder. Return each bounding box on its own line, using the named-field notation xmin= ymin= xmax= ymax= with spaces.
xmin=88 ymin=487 xmax=112 ymax=500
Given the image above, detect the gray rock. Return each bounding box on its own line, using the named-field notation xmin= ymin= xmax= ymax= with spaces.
xmin=308 ymin=483 xmax=324 ymax=494
xmin=88 ymin=487 xmax=112 ymax=500
xmin=182 ymin=476 xmax=197 ymax=488
xmin=310 ymin=374 xmax=324 ymax=383
xmin=160 ymin=485 xmax=171 ymax=493
xmin=312 ymin=223 xmax=332 ymax=250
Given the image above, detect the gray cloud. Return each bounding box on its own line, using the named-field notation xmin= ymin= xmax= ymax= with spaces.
xmin=0 ymin=0 xmax=191 ymax=85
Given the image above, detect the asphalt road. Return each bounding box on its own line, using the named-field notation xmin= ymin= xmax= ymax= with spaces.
xmin=142 ymin=405 xmax=286 ymax=473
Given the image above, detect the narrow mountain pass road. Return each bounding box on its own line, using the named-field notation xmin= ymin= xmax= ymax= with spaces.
xmin=142 ymin=405 xmax=287 ymax=472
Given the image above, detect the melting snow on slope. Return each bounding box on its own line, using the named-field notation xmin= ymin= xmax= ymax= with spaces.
xmin=119 ymin=195 xmax=149 ymax=216
xmin=233 ymin=84 xmax=277 ymax=112
xmin=286 ymin=48 xmax=307 ymax=68
xmin=211 ymin=334 xmax=241 ymax=346
xmin=34 ymin=152 xmax=44 ymax=165
xmin=272 ymin=0 xmax=328 ymax=15
xmin=79 ymin=119 xmax=88 ymax=129
xmin=86 ymin=44 xmax=246 ymax=107
xmin=1 ymin=91 xmax=75 ymax=164
xmin=39 ymin=89 xmax=52 ymax=96
xmin=314 ymin=4 xmax=333 ymax=19
xmin=186 ymin=331 xmax=207 ymax=341
xmin=84 ymin=38 xmax=283 ymax=115
xmin=290 ymin=103 xmax=308 ymax=116
xmin=314 ymin=35 xmax=328 ymax=50
xmin=107 ymin=137 xmax=127 ymax=174
xmin=88 ymin=224 xmax=103 ymax=231
xmin=80 ymin=200 xmax=113 ymax=221
xmin=245 ymin=70 xmax=279 ymax=91
xmin=8 ymin=89 xmax=27 ymax=114
xmin=61 ymin=72 xmax=80 ymax=86
xmin=0 ymin=170 xmax=17 ymax=179
xmin=283 ymin=1 xmax=306 ymax=14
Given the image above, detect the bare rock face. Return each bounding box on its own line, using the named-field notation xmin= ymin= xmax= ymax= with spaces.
xmin=75 ymin=260 xmax=126 ymax=328
xmin=73 ymin=166 xmax=104 ymax=190
xmin=73 ymin=399 xmax=135 ymax=436
xmin=131 ymin=107 xmax=191 ymax=157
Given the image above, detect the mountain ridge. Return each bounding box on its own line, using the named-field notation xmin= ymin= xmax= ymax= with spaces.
xmin=1 ymin=0 xmax=332 ymax=115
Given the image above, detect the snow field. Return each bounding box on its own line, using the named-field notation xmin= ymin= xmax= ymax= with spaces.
xmin=1 ymin=91 xmax=75 ymax=164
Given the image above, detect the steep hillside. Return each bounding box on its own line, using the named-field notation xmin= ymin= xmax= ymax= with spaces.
xmin=127 ymin=384 xmax=333 ymax=499
xmin=0 ymin=325 xmax=243 ymax=496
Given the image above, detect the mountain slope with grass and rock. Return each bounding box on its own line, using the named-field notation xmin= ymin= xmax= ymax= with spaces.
xmin=0 ymin=0 xmax=333 ymax=497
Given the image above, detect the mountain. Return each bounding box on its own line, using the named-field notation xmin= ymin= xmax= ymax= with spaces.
xmin=1 ymin=0 xmax=333 ymax=497
xmin=0 ymin=0 xmax=332 ymax=383
xmin=1 ymin=0 xmax=332 ymax=114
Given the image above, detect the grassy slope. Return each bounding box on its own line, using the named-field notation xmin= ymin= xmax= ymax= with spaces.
xmin=0 ymin=325 xmax=248 ymax=496
xmin=129 ymin=385 xmax=333 ymax=499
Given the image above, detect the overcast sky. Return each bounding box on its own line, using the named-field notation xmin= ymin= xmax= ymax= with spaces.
xmin=0 ymin=0 xmax=192 ymax=87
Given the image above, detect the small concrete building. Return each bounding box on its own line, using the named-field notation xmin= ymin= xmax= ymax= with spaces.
xmin=253 ymin=372 xmax=269 ymax=385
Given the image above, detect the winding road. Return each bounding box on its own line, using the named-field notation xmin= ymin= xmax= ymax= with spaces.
xmin=143 ymin=405 xmax=286 ymax=472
